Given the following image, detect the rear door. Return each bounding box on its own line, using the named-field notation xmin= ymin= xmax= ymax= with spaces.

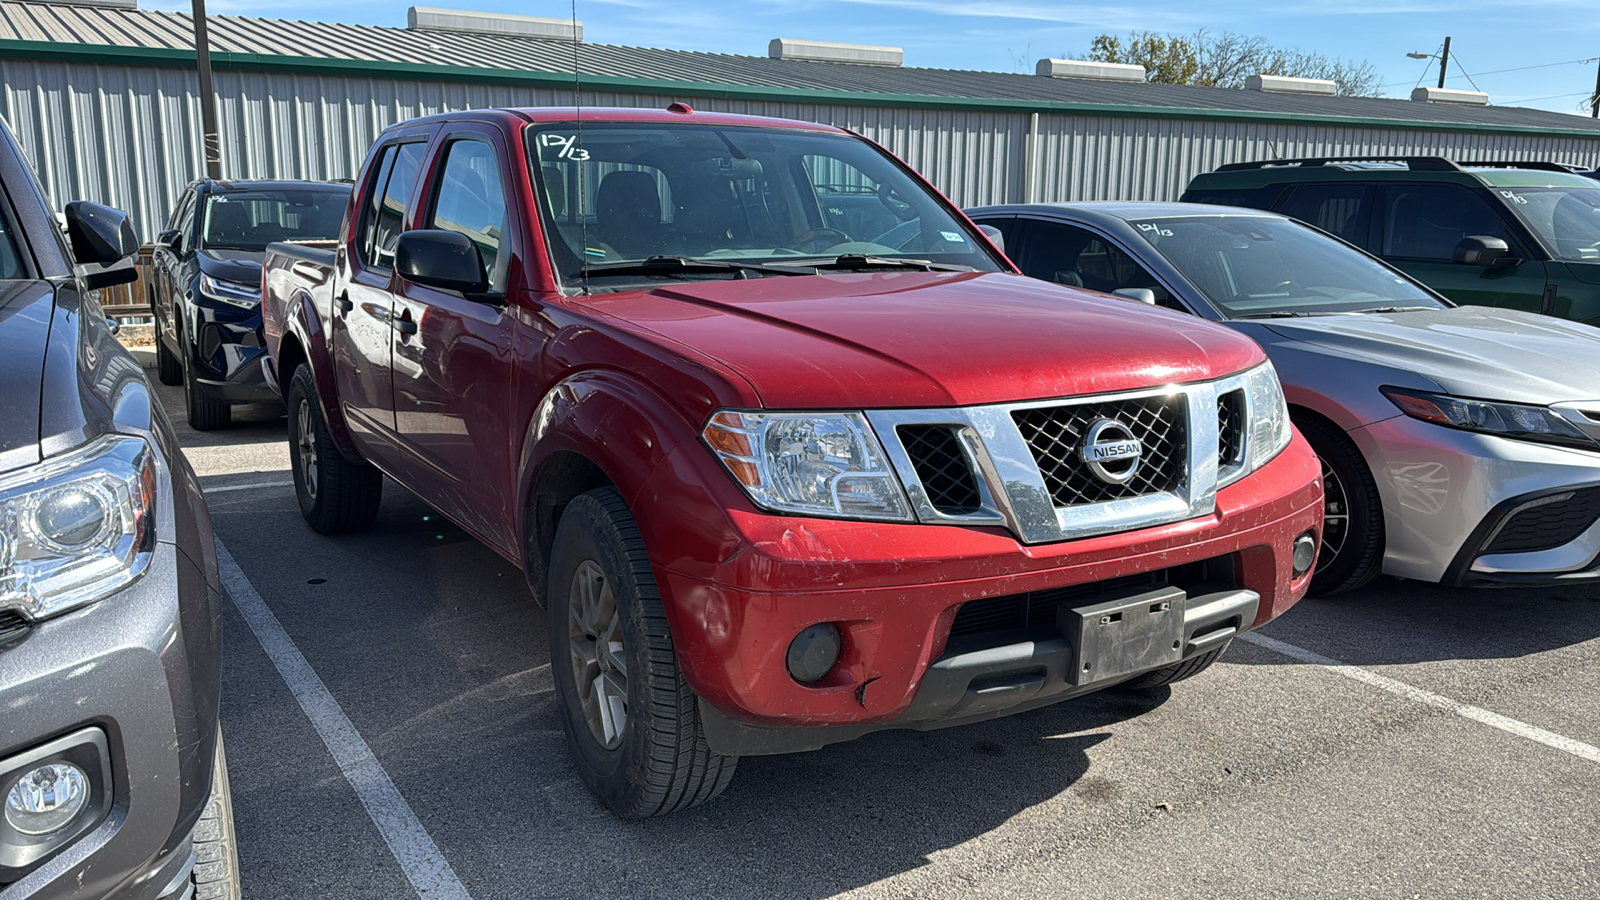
xmin=388 ymin=124 xmax=518 ymax=543
xmin=1371 ymin=183 xmax=1549 ymax=311
xmin=334 ymin=130 xmax=432 ymax=444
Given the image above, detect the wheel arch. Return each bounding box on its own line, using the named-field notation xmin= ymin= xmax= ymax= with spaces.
xmin=281 ymin=290 xmax=361 ymax=458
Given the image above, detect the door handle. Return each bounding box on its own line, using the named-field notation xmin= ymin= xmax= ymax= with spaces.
xmin=335 ymin=293 xmax=353 ymax=313
xmin=393 ymin=309 xmax=418 ymax=336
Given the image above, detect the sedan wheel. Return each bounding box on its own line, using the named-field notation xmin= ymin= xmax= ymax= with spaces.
xmin=1317 ymin=456 xmax=1349 ymax=576
xmin=1295 ymin=416 xmax=1385 ymax=597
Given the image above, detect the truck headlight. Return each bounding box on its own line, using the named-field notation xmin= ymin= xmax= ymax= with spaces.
xmin=199 ymin=272 xmax=260 ymax=308
xmin=703 ymin=411 xmax=913 ymax=521
xmin=1220 ymin=362 xmax=1293 ymax=488
xmin=1381 ymin=387 xmax=1594 ymax=449
xmin=0 ymin=435 xmax=156 ymax=621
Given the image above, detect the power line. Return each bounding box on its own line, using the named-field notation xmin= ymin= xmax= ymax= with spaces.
xmin=1501 ymin=90 xmax=1592 ymax=104
xmin=1378 ymin=56 xmax=1598 ymax=90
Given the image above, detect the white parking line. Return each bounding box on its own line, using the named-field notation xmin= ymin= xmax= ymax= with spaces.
xmin=1241 ymin=631 xmax=1600 ymax=765
xmin=216 ymin=539 xmax=474 ymax=900
xmin=205 ymin=480 xmax=293 ymax=494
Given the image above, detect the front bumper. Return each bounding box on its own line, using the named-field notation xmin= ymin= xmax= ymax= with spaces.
xmin=0 ymin=542 xmax=221 ymax=899
xmin=647 ymin=431 xmax=1322 ymax=748
xmin=1348 ymin=415 xmax=1600 ymax=585
xmin=188 ymin=299 xmax=276 ymax=405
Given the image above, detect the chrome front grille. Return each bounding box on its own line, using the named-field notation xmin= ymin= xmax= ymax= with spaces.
xmin=1218 ymin=389 xmax=1245 ymax=468
xmin=1012 ymin=396 xmax=1187 ymax=507
xmin=897 ymin=425 xmax=983 ymax=515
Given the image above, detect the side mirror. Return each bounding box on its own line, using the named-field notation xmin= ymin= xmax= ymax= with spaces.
xmin=395 ymin=230 xmax=488 ymax=295
xmin=976 ymin=223 xmax=1006 ymax=255
xmin=65 ymin=201 xmax=139 ymax=266
xmin=105 ymin=316 xmax=121 ymax=336
xmin=1453 ymin=235 xmax=1516 ymax=268
xmin=1112 ymin=287 xmax=1158 ymax=305
xmin=157 ymin=229 xmax=182 ymax=250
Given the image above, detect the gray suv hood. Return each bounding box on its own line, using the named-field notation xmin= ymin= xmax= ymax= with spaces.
xmin=0 ymin=281 xmax=54 ymax=473
xmin=1265 ymin=306 xmax=1600 ymax=404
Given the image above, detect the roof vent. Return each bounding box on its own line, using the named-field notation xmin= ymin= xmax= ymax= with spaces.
xmin=407 ymin=7 xmax=581 ymax=41
xmin=1410 ymin=86 xmax=1489 ymax=106
xmin=1246 ymin=74 xmax=1336 ymax=96
xmin=768 ymin=39 xmax=903 ymax=67
xmin=1035 ymin=59 xmax=1146 ymax=83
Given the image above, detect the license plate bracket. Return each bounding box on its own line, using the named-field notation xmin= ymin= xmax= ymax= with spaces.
xmin=1059 ymin=586 xmax=1186 ymax=686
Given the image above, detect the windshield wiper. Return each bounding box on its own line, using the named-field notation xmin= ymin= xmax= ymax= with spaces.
xmin=581 ymin=256 xmax=814 ymax=279
xmin=1229 ymin=311 xmax=1332 ymax=319
xmin=1351 ymin=306 xmax=1435 ymax=314
xmin=775 ymin=254 xmax=973 ymax=273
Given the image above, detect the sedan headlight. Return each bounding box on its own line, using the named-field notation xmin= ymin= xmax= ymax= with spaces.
xmin=199 ymin=273 xmax=259 ymax=308
xmin=1381 ymin=387 xmax=1594 ymax=449
xmin=1220 ymin=362 xmax=1293 ymax=488
xmin=703 ymin=411 xmax=913 ymax=521
xmin=0 ymin=436 xmax=156 ymax=621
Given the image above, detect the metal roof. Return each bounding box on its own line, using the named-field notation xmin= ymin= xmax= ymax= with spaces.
xmin=2 ymin=1 xmax=1600 ymax=136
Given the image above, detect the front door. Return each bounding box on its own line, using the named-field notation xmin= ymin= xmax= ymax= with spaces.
xmin=1373 ymin=183 xmax=1550 ymax=312
xmin=389 ymin=127 xmax=517 ymax=544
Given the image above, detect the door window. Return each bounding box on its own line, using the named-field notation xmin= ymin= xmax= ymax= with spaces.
xmin=1382 ymin=185 xmax=1512 ymax=261
xmin=1014 ymin=220 xmax=1177 ymax=307
xmin=175 ymin=191 xmax=198 ymax=251
xmin=358 ymin=142 xmax=428 ymax=271
xmin=427 ymin=140 xmax=510 ymax=291
xmin=0 ymin=206 xmax=22 ymax=279
xmin=1278 ymin=184 xmax=1371 ymax=246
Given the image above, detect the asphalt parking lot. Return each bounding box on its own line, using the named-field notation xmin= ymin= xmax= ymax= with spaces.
xmin=139 ymin=356 xmax=1600 ymax=899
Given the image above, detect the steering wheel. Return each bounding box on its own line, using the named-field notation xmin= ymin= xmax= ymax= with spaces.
xmin=790 ymin=227 xmax=851 ymax=253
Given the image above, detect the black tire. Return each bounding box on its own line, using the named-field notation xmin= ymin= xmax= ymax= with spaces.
xmin=155 ymin=331 xmax=182 ymax=385
xmin=547 ymin=487 xmax=736 ymax=819
xmin=286 ymin=364 xmax=383 ymax=534
xmin=1296 ymin=415 xmax=1384 ymax=597
xmin=1117 ymin=644 xmax=1228 ymax=690
xmin=190 ymin=730 xmax=241 ymax=900
xmin=182 ymin=339 xmax=232 ymax=431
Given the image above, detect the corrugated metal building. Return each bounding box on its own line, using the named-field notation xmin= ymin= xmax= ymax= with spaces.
xmin=4 ymin=0 xmax=1600 ymax=237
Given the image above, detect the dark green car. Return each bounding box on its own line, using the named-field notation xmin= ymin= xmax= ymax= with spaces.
xmin=1182 ymin=158 xmax=1600 ymax=325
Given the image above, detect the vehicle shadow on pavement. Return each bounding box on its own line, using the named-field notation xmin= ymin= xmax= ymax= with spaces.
xmin=1236 ymin=576 xmax=1600 ymax=667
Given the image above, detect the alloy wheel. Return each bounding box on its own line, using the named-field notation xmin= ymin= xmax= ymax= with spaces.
xmin=1318 ymin=456 xmax=1349 ymax=574
xmin=296 ymin=398 xmax=319 ymax=501
xmin=567 ymin=560 xmax=628 ymax=750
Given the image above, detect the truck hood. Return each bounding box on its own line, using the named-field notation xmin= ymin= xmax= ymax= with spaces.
xmin=0 ymin=281 xmax=55 ymax=473
xmin=586 ymin=271 xmax=1265 ymax=409
xmin=1263 ymin=306 xmax=1600 ymax=404
xmin=199 ymin=249 xmax=264 ymax=287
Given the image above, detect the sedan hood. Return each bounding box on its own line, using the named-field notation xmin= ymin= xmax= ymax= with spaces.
xmin=1264 ymin=306 xmax=1600 ymax=403
xmin=586 ymin=272 xmax=1265 ymax=409
xmin=199 ymin=249 xmax=264 ymax=287
xmin=0 ymin=281 xmax=55 ymax=473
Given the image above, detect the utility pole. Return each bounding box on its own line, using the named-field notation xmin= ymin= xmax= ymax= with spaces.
xmin=1437 ymin=36 xmax=1451 ymax=89
xmin=191 ymin=0 xmax=222 ymax=179
xmin=1591 ymin=58 xmax=1598 ymax=118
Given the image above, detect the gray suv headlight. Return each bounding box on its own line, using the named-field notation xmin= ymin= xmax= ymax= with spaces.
xmin=0 ymin=435 xmax=156 ymax=620
xmin=703 ymin=411 xmax=914 ymax=521
xmin=1381 ymin=387 xmax=1595 ymax=450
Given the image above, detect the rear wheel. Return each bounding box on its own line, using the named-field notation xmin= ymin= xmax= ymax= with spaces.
xmin=1117 ymin=644 xmax=1228 ymax=690
xmin=286 ymin=365 xmax=383 ymax=534
xmin=547 ymin=487 xmax=736 ymax=819
xmin=1296 ymin=416 xmax=1384 ymax=597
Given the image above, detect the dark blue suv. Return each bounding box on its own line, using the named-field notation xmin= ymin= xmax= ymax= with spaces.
xmin=150 ymin=180 xmax=349 ymax=430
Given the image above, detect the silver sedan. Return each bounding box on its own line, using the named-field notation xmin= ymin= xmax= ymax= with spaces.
xmin=967 ymin=202 xmax=1600 ymax=595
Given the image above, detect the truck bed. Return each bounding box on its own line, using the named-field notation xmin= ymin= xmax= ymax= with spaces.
xmin=261 ymin=239 xmax=339 ymax=376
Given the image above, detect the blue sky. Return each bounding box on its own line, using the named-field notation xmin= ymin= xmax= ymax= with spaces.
xmin=145 ymin=0 xmax=1600 ymax=116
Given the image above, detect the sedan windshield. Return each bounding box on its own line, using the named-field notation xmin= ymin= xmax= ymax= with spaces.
xmin=526 ymin=122 xmax=1002 ymax=289
xmin=1492 ymin=185 xmax=1600 ymax=262
xmin=1129 ymin=215 xmax=1444 ymax=317
xmin=201 ymin=188 xmax=350 ymax=252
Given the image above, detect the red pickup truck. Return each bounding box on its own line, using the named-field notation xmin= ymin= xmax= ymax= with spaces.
xmin=261 ymin=106 xmax=1323 ymax=818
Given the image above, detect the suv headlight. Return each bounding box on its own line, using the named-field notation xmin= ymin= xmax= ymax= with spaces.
xmin=1381 ymin=387 xmax=1594 ymax=449
xmin=0 ymin=436 xmax=156 ymax=621
xmin=1221 ymin=362 xmax=1293 ymax=488
xmin=703 ymin=411 xmax=914 ymax=521
xmin=199 ymin=273 xmax=259 ymax=308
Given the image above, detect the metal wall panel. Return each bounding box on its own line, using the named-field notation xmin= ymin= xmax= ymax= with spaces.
xmin=5 ymin=58 xmax=1599 ymax=239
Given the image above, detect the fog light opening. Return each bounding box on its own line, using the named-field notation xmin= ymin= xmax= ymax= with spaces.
xmin=786 ymin=623 xmax=842 ymax=684
xmin=5 ymin=762 xmax=89 ymax=836
xmin=1292 ymin=532 xmax=1317 ymax=576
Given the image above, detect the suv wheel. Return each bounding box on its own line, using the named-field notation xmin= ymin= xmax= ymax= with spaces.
xmin=181 ymin=338 xmax=231 ymax=431
xmin=286 ymin=365 xmax=383 ymax=534
xmin=547 ymin=487 xmax=736 ymax=819
xmin=190 ymin=729 xmax=241 ymax=900
xmin=155 ymin=330 xmax=182 ymax=386
xmin=1296 ymin=416 xmax=1384 ymax=596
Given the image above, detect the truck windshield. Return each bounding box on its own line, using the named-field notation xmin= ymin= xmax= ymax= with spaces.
xmin=526 ymin=122 xmax=1002 ymax=288
xmin=1492 ymin=185 xmax=1600 ymax=263
xmin=1130 ymin=215 xmax=1444 ymax=318
xmin=201 ymin=188 xmax=350 ymax=253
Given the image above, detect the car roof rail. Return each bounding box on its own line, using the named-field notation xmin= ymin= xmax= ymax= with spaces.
xmin=1458 ymin=160 xmax=1588 ymax=173
xmin=1214 ymin=156 xmax=1462 ymax=172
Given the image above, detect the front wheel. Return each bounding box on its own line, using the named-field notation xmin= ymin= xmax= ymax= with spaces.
xmin=1296 ymin=416 xmax=1384 ymax=597
xmin=547 ymin=487 xmax=736 ymax=819
xmin=286 ymin=365 xmax=383 ymax=534
xmin=155 ymin=332 xmax=182 ymax=386
xmin=1117 ymin=644 xmax=1229 ymax=690
xmin=182 ymin=342 xmax=231 ymax=431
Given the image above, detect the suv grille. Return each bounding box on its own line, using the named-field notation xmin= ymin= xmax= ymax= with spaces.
xmin=1218 ymin=389 xmax=1245 ymax=467
xmin=1486 ymin=488 xmax=1600 ymax=554
xmin=1012 ymin=396 xmax=1187 ymax=507
xmin=0 ymin=609 xmax=30 ymax=648
xmin=899 ymin=425 xmax=983 ymax=515
xmin=949 ymin=572 xmax=1168 ymax=638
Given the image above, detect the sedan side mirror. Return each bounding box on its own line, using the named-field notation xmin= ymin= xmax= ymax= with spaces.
xmin=1112 ymin=287 xmax=1158 ymax=305
xmin=1453 ymin=235 xmax=1518 ymax=268
xmin=976 ymin=223 xmax=1006 ymax=255
xmin=157 ymin=229 xmax=182 ymax=250
xmin=65 ymin=201 xmax=139 ymax=266
xmin=395 ymin=230 xmax=489 ymax=295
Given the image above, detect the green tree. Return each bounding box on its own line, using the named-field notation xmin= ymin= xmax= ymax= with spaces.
xmin=1084 ymin=30 xmax=1383 ymax=97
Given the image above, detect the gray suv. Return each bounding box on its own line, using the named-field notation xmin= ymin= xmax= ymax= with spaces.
xmin=0 ymin=118 xmax=238 ymax=897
